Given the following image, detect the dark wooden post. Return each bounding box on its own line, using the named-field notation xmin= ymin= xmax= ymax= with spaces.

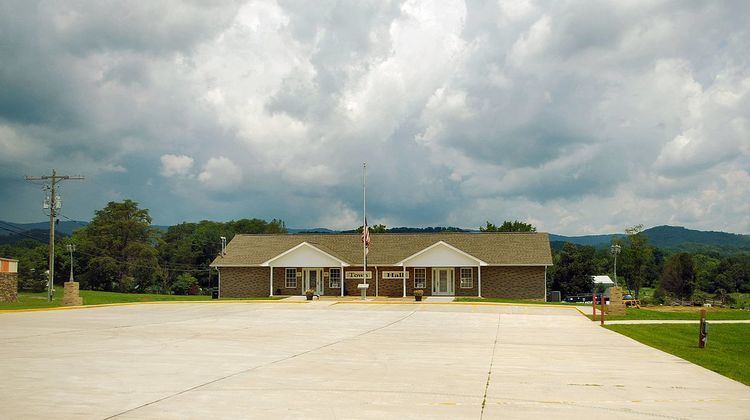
xmin=600 ymin=295 xmax=605 ymax=326
xmin=698 ymin=309 xmax=707 ymax=348
xmin=593 ymin=292 xmax=597 ymax=321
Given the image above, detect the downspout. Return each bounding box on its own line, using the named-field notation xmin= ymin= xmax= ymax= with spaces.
xmin=544 ymin=266 xmax=547 ymax=302
xmin=217 ymin=267 xmax=221 ymax=299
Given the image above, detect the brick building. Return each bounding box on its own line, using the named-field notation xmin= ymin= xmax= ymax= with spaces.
xmin=0 ymin=257 xmax=19 ymax=303
xmin=211 ymin=232 xmax=552 ymax=300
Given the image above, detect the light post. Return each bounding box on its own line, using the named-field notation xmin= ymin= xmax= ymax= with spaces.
xmin=610 ymin=244 xmax=621 ymax=287
xmin=66 ymin=244 xmax=76 ymax=282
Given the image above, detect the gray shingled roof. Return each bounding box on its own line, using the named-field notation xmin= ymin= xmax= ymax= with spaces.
xmin=211 ymin=232 xmax=552 ymax=266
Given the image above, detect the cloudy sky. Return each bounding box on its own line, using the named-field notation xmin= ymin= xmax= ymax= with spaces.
xmin=1 ymin=0 xmax=749 ymax=235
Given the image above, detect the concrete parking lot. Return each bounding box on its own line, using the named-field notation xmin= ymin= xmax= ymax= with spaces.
xmin=1 ymin=302 xmax=748 ymax=419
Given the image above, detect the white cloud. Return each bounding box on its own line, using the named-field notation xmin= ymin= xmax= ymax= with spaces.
xmin=1 ymin=0 xmax=749 ymax=234
xmin=160 ymin=154 xmax=194 ymax=177
xmin=198 ymin=156 xmax=242 ymax=190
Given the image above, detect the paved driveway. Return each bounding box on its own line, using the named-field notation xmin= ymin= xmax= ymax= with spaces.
xmin=1 ymin=302 xmax=748 ymax=419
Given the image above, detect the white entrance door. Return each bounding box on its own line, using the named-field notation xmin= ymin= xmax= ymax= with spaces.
xmin=432 ymin=268 xmax=454 ymax=296
xmin=304 ymin=269 xmax=324 ymax=296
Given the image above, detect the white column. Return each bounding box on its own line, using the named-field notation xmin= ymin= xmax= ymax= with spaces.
xmin=478 ymin=265 xmax=482 ymax=298
xmin=269 ymin=266 xmax=274 ymax=297
xmin=340 ymin=263 xmax=344 ymax=297
xmin=402 ymin=265 xmax=406 ymax=297
xmin=375 ymin=266 xmax=379 ymax=297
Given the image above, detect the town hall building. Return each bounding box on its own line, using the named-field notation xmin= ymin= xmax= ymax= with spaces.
xmin=211 ymin=232 xmax=553 ymax=300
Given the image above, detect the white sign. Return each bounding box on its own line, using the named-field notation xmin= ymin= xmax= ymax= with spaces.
xmin=382 ymin=271 xmax=409 ymax=279
xmin=345 ymin=271 xmax=372 ymax=280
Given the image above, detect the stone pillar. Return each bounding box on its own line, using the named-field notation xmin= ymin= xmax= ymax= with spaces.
xmin=0 ymin=272 xmax=18 ymax=302
xmin=608 ymin=286 xmax=626 ymax=316
xmin=62 ymin=281 xmax=83 ymax=306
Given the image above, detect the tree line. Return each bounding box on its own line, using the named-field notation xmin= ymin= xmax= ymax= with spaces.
xmin=549 ymin=225 xmax=750 ymax=304
xmin=0 ymin=200 xmax=286 ymax=294
xmin=3 ymin=201 xmax=747 ymax=302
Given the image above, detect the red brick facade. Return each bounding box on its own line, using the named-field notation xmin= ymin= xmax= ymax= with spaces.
xmin=219 ymin=265 xmax=545 ymax=300
xmin=480 ymin=266 xmax=546 ymax=300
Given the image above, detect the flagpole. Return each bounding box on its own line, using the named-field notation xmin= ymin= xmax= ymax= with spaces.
xmin=363 ymin=162 xmax=367 ymax=286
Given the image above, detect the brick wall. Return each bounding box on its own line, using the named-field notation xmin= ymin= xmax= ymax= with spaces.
xmin=481 ymin=266 xmax=545 ymax=300
xmin=455 ymin=266 xmax=479 ymax=297
xmin=217 ymin=265 xmax=546 ymax=299
xmin=343 ymin=267 xmax=375 ymax=296
xmin=219 ymin=267 xmax=270 ymax=298
xmin=0 ymin=272 xmax=18 ymax=302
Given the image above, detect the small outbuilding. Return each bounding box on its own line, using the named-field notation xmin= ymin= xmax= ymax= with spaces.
xmin=0 ymin=257 xmax=19 ymax=303
xmin=592 ymin=275 xmax=616 ymax=295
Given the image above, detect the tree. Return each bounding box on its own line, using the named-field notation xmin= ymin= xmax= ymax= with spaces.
xmin=550 ymin=243 xmax=595 ymax=297
xmin=480 ymin=220 xmax=536 ymax=232
xmin=621 ymin=224 xmax=653 ymax=298
xmin=355 ymin=224 xmax=387 ymax=233
xmin=660 ymin=253 xmax=695 ymax=299
xmin=74 ymin=200 xmax=160 ymax=291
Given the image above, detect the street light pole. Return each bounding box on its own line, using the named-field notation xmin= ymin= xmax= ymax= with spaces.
xmin=67 ymin=244 xmax=76 ymax=282
xmin=611 ymin=244 xmax=621 ymax=287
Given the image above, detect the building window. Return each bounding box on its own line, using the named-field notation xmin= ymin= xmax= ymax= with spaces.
xmin=285 ymin=268 xmax=297 ymax=288
xmin=329 ymin=268 xmax=341 ymax=288
xmin=460 ymin=268 xmax=473 ymax=288
xmin=414 ymin=268 xmax=426 ymax=289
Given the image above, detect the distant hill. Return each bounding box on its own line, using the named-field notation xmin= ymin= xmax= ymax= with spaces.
xmin=551 ymin=225 xmax=750 ymax=254
xmin=0 ymin=220 xmax=86 ymax=237
xmin=3 ymin=219 xmax=748 ymax=254
xmin=287 ymin=227 xmax=340 ymax=234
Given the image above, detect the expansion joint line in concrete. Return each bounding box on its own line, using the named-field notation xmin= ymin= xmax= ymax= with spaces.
xmin=103 ymin=310 xmax=417 ymax=419
xmin=480 ymin=313 xmax=502 ymax=419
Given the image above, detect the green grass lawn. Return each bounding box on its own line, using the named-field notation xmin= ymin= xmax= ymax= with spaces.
xmin=606 ymin=323 xmax=750 ymax=385
xmin=454 ymin=297 xmax=569 ymax=305
xmin=586 ymin=307 xmax=750 ymax=321
xmin=0 ymin=289 xmax=283 ymax=311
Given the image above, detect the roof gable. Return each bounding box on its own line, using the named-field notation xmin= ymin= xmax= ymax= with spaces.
xmin=262 ymin=242 xmax=349 ymax=267
xmin=398 ymin=241 xmax=486 ymax=266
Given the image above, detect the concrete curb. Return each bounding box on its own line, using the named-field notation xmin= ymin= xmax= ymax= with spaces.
xmin=1 ymin=298 xmax=582 ymax=314
xmin=0 ymin=299 xmax=302 ymax=314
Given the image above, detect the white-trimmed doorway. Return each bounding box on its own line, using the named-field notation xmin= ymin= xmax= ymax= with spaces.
xmin=303 ymin=268 xmax=324 ymax=296
xmin=431 ymin=268 xmax=455 ymax=296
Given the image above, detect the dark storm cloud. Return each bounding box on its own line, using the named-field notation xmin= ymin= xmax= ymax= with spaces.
xmin=0 ymin=0 xmax=748 ymax=234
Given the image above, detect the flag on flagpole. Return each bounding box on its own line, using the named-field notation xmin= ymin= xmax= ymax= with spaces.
xmin=362 ymin=217 xmax=370 ymax=255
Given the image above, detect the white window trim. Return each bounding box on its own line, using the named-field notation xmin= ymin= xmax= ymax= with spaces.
xmin=329 ymin=268 xmax=341 ymax=289
xmin=285 ymin=268 xmax=297 ymax=288
xmin=460 ymin=267 xmax=473 ymax=288
xmin=414 ymin=268 xmax=426 ymax=289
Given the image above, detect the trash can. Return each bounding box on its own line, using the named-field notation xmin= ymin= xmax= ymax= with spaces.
xmin=211 ymin=288 xmax=219 ymax=299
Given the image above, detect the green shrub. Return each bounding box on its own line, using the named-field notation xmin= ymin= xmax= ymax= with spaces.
xmin=652 ymin=287 xmax=668 ymax=305
xmin=692 ymin=290 xmax=710 ymax=304
xmin=171 ymin=274 xmax=198 ymax=295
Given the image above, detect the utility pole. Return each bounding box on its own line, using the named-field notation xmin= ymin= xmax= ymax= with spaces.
xmin=25 ymin=169 xmax=84 ymax=302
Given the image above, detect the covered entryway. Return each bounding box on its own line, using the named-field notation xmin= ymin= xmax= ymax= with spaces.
xmin=431 ymin=268 xmax=454 ymax=295
xmin=261 ymin=242 xmax=349 ymax=296
xmin=397 ymin=241 xmax=487 ymax=297
xmin=303 ymin=268 xmax=324 ymax=296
